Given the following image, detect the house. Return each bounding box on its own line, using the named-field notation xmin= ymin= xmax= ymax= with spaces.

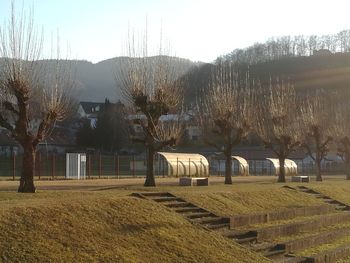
xmin=128 ymin=113 xmax=202 ymax=141
xmin=77 ymin=101 xmax=105 ymax=127
xmin=313 ymin=49 xmax=332 ymax=56
xmin=185 ymin=126 xmax=201 ymax=141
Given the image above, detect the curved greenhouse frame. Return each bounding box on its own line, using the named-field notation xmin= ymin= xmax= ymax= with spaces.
xmin=232 ymin=156 xmax=249 ymax=176
xmin=266 ymin=158 xmax=298 ymax=176
xmin=157 ymin=152 xmax=209 ymax=177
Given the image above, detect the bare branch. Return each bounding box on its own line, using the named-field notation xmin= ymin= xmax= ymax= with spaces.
xmin=116 ymin=29 xmax=185 ymax=186
xmin=255 ymin=78 xmax=302 ymax=182
xmin=0 ymin=4 xmax=74 ymax=192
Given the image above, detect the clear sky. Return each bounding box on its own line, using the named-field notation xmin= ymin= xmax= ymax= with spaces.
xmin=1 ymin=0 xmax=350 ymax=63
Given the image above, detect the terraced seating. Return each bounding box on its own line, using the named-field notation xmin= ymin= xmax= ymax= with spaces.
xmin=133 ymin=188 xmax=350 ymax=262
xmin=234 ymin=186 xmax=350 ymax=262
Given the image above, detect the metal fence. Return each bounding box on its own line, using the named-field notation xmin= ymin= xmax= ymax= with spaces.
xmin=0 ymin=153 xmax=154 ymax=180
xmin=0 ymin=153 xmax=347 ymax=180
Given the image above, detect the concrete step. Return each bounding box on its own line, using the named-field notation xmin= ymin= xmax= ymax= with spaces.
xmin=222 ymin=230 xmax=239 ymax=238
xmin=138 ymin=192 xmax=172 ymax=197
xmin=186 ymin=212 xmax=215 ymax=219
xmin=153 ymin=197 xmax=184 ymax=202
xmin=275 ymin=254 xmax=308 ymax=263
xmin=225 ymin=230 xmax=258 ymax=243
xmin=235 ymin=236 xmax=257 ymax=244
xmin=165 ymin=202 xmax=194 ymax=208
xmin=250 ymin=242 xmax=275 ymax=252
xmin=206 ymin=222 xmax=230 ymax=230
xmin=175 ymin=207 xmax=205 ymax=213
xmin=264 ymin=248 xmax=286 ymax=258
xmin=323 ymin=199 xmax=342 ymax=205
xmin=193 ymin=217 xmax=226 ymax=225
xmin=314 ymin=194 xmax=326 ymax=198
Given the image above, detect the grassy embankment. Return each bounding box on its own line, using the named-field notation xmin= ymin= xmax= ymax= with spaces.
xmin=0 ymin=189 xmax=271 ymax=263
xmin=1 ymin=179 xmax=350 ymax=262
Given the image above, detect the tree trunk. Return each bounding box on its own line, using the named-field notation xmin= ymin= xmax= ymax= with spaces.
xmin=346 ymin=155 xmax=350 ymax=180
xmin=277 ymin=157 xmax=286 ymax=183
xmin=224 ymin=153 xmax=232 ymax=184
xmin=18 ymin=143 xmax=36 ymax=193
xmin=144 ymin=147 xmax=156 ymax=187
xmin=315 ymin=156 xmax=323 ymax=182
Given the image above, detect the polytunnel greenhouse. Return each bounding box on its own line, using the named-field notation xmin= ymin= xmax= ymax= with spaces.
xmin=157 ymin=152 xmax=209 ymax=177
xmin=266 ymin=158 xmax=298 ymax=176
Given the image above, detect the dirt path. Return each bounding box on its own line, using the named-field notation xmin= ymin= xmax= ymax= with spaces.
xmin=0 ymin=175 xmax=346 ymax=191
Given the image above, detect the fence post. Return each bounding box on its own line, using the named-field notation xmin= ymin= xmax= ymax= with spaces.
xmin=218 ymin=159 xmax=220 ymax=176
xmin=88 ymin=154 xmax=91 ymax=179
xmin=51 ymin=154 xmax=55 ymax=180
xmin=12 ymin=151 xmax=16 ymax=181
xmin=115 ymin=155 xmax=119 ymax=179
xmin=189 ymin=158 xmax=191 ymax=177
xmin=38 ymin=152 xmax=41 ymax=180
xmin=99 ymin=153 xmax=102 ymax=179
xmin=302 ymin=160 xmax=305 ymax=175
xmin=157 ymin=154 xmax=160 ymax=177
xmin=262 ymin=160 xmax=264 ymax=176
xmin=132 ymin=155 xmax=135 ymax=177
xmin=254 ymin=160 xmax=257 ymax=176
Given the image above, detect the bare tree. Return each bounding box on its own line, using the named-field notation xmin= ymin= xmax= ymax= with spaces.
xmin=256 ymin=79 xmax=301 ymax=182
xmin=117 ymin=34 xmax=185 ymax=187
xmin=0 ymin=5 xmax=72 ymax=192
xmin=335 ymin=99 xmax=350 ymax=180
xmin=300 ymin=91 xmax=336 ymax=181
xmin=198 ymin=62 xmax=253 ymax=184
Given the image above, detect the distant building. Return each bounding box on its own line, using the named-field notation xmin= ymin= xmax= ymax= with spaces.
xmin=313 ymin=49 xmax=332 ymax=56
xmin=77 ymin=101 xmax=105 ymax=127
xmin=37 ymin=125 xmax=76 ymax=154
xmin=127 ymin=113 xmax=202 ymax=141
xmin=185 ymin=126 xmax=201 ymax=141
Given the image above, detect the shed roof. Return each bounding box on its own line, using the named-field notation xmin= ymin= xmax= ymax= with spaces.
xmin=80 ymin=102 xmax=104 ymax=114
xmin=232 ymin=155 xmax=248 ymax=166
xmin=157 ymin=152 xmax=209 ymax=177
xmin=157 ymin=152 xmax=208 ymax=164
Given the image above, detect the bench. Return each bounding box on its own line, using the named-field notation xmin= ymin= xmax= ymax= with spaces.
xmin=291 ymin=176 xmax=310 ymax=183
xmin=179 ymin=177 xmax=209 ymax=186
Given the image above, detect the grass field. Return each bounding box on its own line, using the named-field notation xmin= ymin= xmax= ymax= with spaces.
xmin=0 ymin=191 xmax=270 ymax=263
xmin=1 ymin=175 xmax=350 ymax=262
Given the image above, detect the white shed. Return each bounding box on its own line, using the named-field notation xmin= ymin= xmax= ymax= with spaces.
xmin=157 ymin=152 xmax=209 ymax=177
xmin=66 ymin=153 xmax=87 ymax=179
